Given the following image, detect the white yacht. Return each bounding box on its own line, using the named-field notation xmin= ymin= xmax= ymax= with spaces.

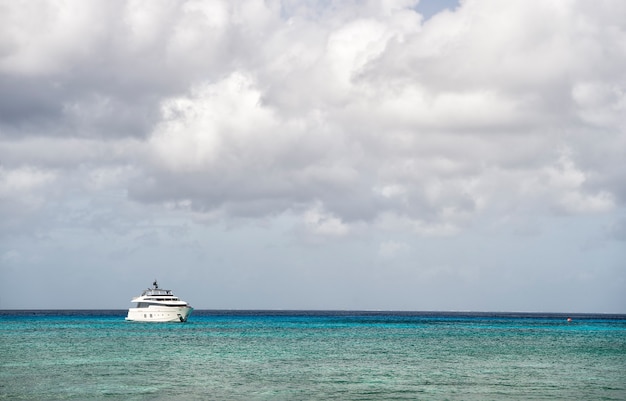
xmin=126 ymin=280 xmax=193 ymax=322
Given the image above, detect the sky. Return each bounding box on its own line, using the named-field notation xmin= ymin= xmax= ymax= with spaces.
xmin=0 ymin=0 xmax=625 ymax=312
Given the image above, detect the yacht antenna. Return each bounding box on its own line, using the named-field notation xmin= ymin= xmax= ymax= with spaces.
xmin=153 ymin=280 xmax=158 ymax=289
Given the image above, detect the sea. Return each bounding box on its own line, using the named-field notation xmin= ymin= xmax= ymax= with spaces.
xmin=1 ymin=310 xmax=625 ymax=400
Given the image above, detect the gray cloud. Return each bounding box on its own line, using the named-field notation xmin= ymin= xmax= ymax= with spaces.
xmin=0 ymin=0 xmax=624 ymax=311
xmin=1 ymin=0 xmax=624 ymax=237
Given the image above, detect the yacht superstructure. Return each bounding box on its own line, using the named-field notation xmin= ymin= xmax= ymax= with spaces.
xmin=126 ymin=280 xmax=193 ymax=322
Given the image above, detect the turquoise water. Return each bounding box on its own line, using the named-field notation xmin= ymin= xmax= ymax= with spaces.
xmin=1 ymin=311 xmax=625 ymax=400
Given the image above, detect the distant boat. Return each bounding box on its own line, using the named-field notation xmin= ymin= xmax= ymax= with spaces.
xmin=126 ymin=280 xmax=193 ymax=322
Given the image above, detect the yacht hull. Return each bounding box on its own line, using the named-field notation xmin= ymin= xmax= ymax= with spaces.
xmin=126 ymin=306 xmax=193 ymax=322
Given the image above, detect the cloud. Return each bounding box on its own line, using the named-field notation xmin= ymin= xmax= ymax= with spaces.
xmin=0 ymin=166 xmax=57 ymax=235
xmin=2 ymin=0 xmax=625 ymax=313
xmin=0 ymin=0 xmax=624 ymax=241
xmin=303 ymin=202 xmax=350 ymax=237
xmin=0 ymin=166 xmax=55 ymax=194
xmin=607 ymin=217 xmax=626 ymax=242
xmin=378 ymin=240 xmax=410 ymax=258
